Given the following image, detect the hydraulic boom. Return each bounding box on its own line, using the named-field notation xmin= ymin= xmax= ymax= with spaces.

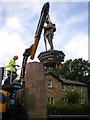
xmin=20 ymin=2 xmax=50 ymax=81
xmin=30 ymin=2 xmax=49 ymax=60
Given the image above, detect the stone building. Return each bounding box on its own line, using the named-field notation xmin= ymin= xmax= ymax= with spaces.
xmin=38 ymin=50 xmax=88 ymax=105
xmin=45 ymin=71 xmax=88 ymax=105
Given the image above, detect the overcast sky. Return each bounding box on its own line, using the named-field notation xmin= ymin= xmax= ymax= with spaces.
xmin=0 ymin=0 xmax=89 ymax=75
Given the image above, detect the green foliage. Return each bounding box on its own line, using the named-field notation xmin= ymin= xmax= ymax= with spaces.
xmin=66 ymin=91 xmax=80 ymax=104
xmin=48 ymin=67 xmax=60 ymax=77
xmin=47 ymin=102 xmax=90 ymax=115
xmin=49 ymin=58 xmax=90 ymax=84
xmin=49 ymin=58 xmax=90 ymax=101
xmin=60 ymin=58 xmax=90 ymax=83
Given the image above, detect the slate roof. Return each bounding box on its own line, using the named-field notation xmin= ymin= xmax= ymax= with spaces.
xmin=45 ymin=71 xmax=87 ymax=86
xmin=60 ymin=78 xmax=87 ymax=86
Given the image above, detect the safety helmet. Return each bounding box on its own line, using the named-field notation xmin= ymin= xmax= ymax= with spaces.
xmin=14 ymin=55 xmax=18 ymax=60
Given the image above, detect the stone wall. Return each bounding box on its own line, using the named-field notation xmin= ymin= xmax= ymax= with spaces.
xmin=46 ymin=75 xmax=62 ymax=102
xmin=45 ymin=74 xmax=88 ymax=104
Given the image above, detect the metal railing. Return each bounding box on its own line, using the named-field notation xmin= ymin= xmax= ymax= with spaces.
xmin=0 ymin=64 xmax=21 ymax=85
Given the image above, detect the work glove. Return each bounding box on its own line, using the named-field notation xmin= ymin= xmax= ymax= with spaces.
xmin=17 ymin=65 xmax=20 ymax=67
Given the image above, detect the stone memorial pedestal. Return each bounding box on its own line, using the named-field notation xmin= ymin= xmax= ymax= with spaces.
xmin=38 ymin=50 xmax=65 ymax=69
xmin=25 ymin=62 xmax=47 ymax=120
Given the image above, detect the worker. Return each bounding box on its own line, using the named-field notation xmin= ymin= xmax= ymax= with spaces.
xmin=4 ymin=55 xmax=19 ymax=84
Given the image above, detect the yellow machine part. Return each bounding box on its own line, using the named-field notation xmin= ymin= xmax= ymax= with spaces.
xmin=30 ymin=37 xmax=39 ymax=60
xmin=0 ymin=90 xmax=9 ymax=113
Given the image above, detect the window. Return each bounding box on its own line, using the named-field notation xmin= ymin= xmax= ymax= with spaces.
xmin=80 ymin=98 xmax=82 ymax=104
xmin=62 ymin=84 xmax=66 ymax=91
xmin=48 ymin=98 xmax=55 ymax=104
xmin=60 ymin=82 xmax=61 ymax=85
xmin=80 ymin=97 xmax=85 ymax=104
xmin=80 ymin=86 xmax=82 ymax=91
xmin=82 ymin=98 xmax=85 ymax=104
xmin=48 ymin=80 xmax=52 ymax=88
xmin=62 ymin=97 xmax=68 ymax=103
xmin=72 ymin=85 xmax=74 ymax=91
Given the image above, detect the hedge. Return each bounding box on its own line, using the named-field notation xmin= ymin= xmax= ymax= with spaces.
xmin=47 ymin=102 xmax=90 ymax=115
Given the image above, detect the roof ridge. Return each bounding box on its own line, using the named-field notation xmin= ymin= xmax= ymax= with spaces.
xmin=45 ymin=71 xmax=87 ymax=86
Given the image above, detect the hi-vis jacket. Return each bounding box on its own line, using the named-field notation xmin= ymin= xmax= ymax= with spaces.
xmin=7 ymin=58 xmax=16 ymax=74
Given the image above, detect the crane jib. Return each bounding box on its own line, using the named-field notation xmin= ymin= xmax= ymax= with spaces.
xmin=30 ymin=2 xmax=49 ymax=60
xmin=35 ymin=2 xmax=49 ymax=38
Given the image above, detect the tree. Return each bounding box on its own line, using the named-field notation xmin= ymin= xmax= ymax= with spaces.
xmin=60 ymin=58 xmax=90 ymax=102
xmin=66 ymin=91 xmax=80 ymax=104
xmin=60 ymin=58 xmax=90 ymax=83
xmin=49 ymin=58 xmax=90 ymax=101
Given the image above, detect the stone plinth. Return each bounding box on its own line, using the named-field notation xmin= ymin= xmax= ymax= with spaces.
xmin=25 ymin=62 xmax=47 ymax=119
xmin=38 ymin=50 xmax=65 ymax=68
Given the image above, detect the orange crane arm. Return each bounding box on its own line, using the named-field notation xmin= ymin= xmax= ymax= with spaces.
xmin=20 ymin=2 xmax=50 ymax=81
xmin=30 ymin=2 xmax=49 ymax=60
xmin=30 ymin=37 xmax=39 ymax=60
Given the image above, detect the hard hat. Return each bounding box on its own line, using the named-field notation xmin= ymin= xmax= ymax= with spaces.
xmin=14 ymin=55 xmax=18 ymax=60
